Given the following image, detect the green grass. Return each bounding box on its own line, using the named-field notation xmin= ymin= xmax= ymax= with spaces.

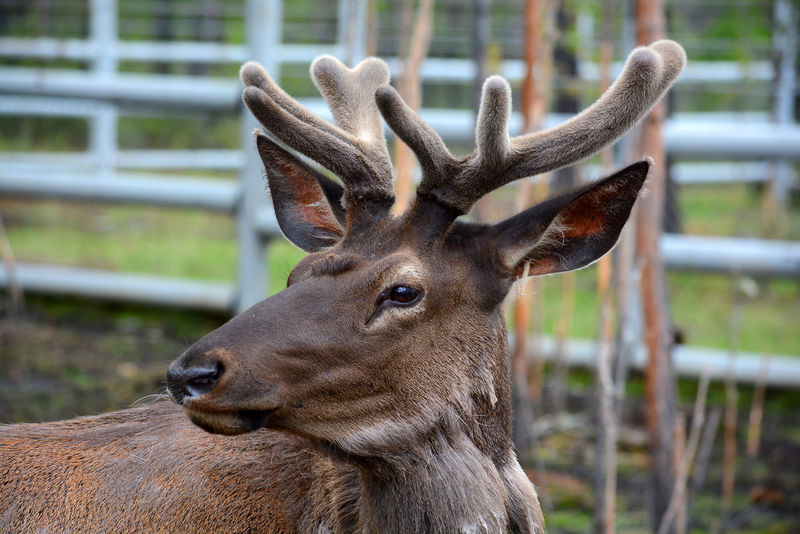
xmin=0 ymin=116 xmax=89 ymax=152
xmin=119 ymin=114 xmax=240 ymax=150
xmin=0 ymin=199 xmax=307 ymax=296
xmin=681 ymin=183 xmax=800 ymax=240
xmin=525 ymin=265 xmax=799 ymax=356
xmin=545 ymin=511 xmax=592 ymax=533
xmin=1 ymin=200 xmax=237 ymax=280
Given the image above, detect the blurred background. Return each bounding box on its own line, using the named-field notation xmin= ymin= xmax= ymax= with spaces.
xmin=0 ymin=0 xmax=798 ymax=532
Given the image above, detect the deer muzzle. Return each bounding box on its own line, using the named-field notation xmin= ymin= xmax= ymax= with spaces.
xmin=166 ymin=344 xmax=278 ymax=435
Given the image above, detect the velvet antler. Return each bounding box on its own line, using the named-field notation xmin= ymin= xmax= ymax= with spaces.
xmin=376 ymin=40 xmax=686 ymax=216
xmin=240 ymin=56 xmax=395 ymax=216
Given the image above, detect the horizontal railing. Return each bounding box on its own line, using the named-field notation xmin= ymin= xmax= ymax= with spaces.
xmin=517 ymin=336 xmax=800 ymax=388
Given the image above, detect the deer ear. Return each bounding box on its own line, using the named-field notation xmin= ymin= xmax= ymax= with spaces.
xmin=491 ymin=160 xmax=650 ymax=277
xmin=256 ymin=133 xmax=346 ymax=252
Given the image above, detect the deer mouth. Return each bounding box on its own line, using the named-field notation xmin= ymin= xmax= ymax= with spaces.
xmin=183 ymin=406 xmax=272 ymax=435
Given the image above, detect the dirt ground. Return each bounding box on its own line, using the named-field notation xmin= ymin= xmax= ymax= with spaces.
xmin=1 ymin=299 xmax=798 ymax=533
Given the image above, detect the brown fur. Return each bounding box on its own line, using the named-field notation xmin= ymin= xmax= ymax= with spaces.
xmin=1 ymin=401 xmax=316 ymax=533
xmin=1 ymin=42 xmax=684 ymax=533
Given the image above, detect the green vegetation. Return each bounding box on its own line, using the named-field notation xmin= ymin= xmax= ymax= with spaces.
xmin=119 ymin=114 xmax=240 ymax=150
xmin=682 ymin=184 xmax=800 ymax=240
xmin=0 ymin=116 xmax=88 ymax=152
xmin=0 ymin=200 xmax=237 ymax=280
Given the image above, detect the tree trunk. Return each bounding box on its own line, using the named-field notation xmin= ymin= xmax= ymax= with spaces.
xmin=512 ymin=0 xmax=558 ymax=456
xmin=471 ymin=0 xmax=494 ymax=224
xmin=635 ymin=1 xmax=678 ymax=531
xmin=549 ymin=2 xmax=580 ymax=414
xmin=592 ymin=3 xmax=619 ymax=531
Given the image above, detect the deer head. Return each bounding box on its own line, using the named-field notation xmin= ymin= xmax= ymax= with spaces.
xmin=167 ymin=42 xmax=685 ymax=465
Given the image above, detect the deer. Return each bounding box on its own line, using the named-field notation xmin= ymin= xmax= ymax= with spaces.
xmin=1 ymin=40 xmax=685 ymax=533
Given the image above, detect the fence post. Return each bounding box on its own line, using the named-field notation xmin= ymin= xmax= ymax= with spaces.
xmin=765 ymin=0 xmax=797 ymax=234
xmin=338 ymin=0 xmax=368 ymax=65
xmin=236 ymin=0 xmax=282 ymax=313
xmin=89 ymin=0 xmax=118 ymax=179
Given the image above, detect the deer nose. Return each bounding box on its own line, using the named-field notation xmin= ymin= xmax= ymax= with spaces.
xmin=167 ymin=361 xmax=224 ymax=403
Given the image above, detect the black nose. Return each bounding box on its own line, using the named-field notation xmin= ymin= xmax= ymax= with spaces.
xmin=167 ymin=362 xmax=224 ymax=403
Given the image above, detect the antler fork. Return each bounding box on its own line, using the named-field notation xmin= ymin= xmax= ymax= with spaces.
xmin=240 ymin=56 xmax=395 ymax=216
xmin=376 ymin=40 xmax=686 ymax=216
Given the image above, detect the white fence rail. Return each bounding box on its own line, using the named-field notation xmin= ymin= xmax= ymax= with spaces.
xmin=519 ymin=336 xmax=800 ymax=389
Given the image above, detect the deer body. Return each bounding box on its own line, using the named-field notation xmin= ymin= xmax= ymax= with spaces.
xmin=2 ymin=403 xmax=313 ymax=532
xmin=2 ymin=387 xmax=539 ymax=532
xmin=1 ymin=41 xmax=685 ymax=533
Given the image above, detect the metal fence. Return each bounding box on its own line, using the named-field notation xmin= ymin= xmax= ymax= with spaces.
xmin=1 ymin=0 xmax=799 ymax=317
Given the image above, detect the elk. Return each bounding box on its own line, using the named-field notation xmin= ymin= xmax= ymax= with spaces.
xmin=1 ymin=40 xmax=685 ymax=533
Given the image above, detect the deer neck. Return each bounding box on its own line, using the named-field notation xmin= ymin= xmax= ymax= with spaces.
xmin=350 ymin=327 xmax=540 ymax=533
xmin=356 ymin=429 xmax=508 ymax=533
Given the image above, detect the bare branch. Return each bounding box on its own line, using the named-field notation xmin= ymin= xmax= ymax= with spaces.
xmin=657 ymin=371 xmax=711 ymax=534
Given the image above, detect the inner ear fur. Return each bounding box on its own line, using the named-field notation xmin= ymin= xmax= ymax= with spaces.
xmin=256 ymin=133 xmax=346 ymax=252
xmin=491 ymin=160 xmax=651 ymax=278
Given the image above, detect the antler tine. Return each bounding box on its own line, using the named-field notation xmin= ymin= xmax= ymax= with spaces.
xmin=386 ymin=40 xmax=685 ymax=216
xmin=240 ymin=57 xmax=395 ymax=210
xmin=474 ymin=76 xmax=513 ymax=169
xmin=502 ymin=40 xmax=686 ymax=181
xmin=242 ymin=86 xmax=376 ymax=189
xmin=241 ymin=61 xmax=347 ymax=142
xmin=375 ymin=85 xmax=458 ymax=183
xmin=375 ymin=76 xmax=511 ymax=211
xmin=312 ymin=56 xmax=390 ymax=158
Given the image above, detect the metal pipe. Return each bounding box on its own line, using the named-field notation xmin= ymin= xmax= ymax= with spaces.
xmin=520 ymin=336 xmax=800 ymax=388
xmin=0 ymin=263 xmax=235 ymax=312
xmin=0 ymin=172 xmax=241 ymax=211
xmin=661 ymin=234 xmax=800 ymax=277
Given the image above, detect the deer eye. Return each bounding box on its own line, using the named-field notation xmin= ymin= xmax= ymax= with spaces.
xmin=378 ymin=285 xmax=422 ymax=307
xmin=389 ymin=285 xmax=420 ymax=304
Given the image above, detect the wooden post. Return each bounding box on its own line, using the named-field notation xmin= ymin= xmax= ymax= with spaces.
xmin=549 ymin=2 xmax=580 ymax=415
xmin=762 ymin=0 xmax=797 ymax=236
xmin=511 ymin=0 xmax=558 ymax=454
xmin=594 ymin=249 xmax=618 ymax=534
xmin=392 ymin=0 xmax=434 ymax=215
xmin=592 ymin=2 xmax=620 ymax=531
xmin=471 ymin=0 xmax=493 ymax=224
xmin=746 ymin=354 xmax=770 ymax=461
xmin=658 ymin=372 xmax=711 ymax=534
xmin=472 ymin=0 xmax=491 ymax=118
xmin=0 ymin=214 xmax=25 ymax=317
xmin=634 ymin=1 xmax=678 ymax=531
xmin=365 ymin=0 xmax=378 ymax=56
